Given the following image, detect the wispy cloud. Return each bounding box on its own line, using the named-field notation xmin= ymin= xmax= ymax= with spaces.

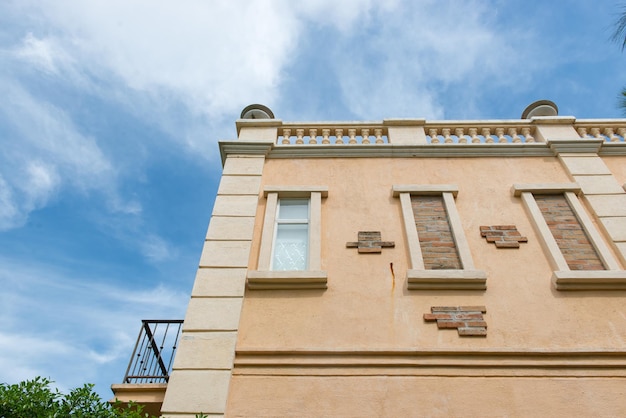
xmin=0 ymin=256 xmax=187 ymax=393
xmin=322 ymin=1 xmax=539 ymax=119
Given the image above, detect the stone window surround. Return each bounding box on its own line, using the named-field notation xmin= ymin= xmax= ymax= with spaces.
xmin=392 ymin=185 xmax=487 ymax=290
xmin=512 ymin=183 xmax=626 ymax=290
xmin=247 ymin=186 xmax=328 ymax=290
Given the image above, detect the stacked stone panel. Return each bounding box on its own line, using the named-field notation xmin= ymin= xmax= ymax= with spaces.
xmin=534 ymin=194 xmax=605 ymax=271
xmin=160 ymin=155 xmax=265 ymax=417
xmin=411 ymin=195 xmax=461 ymax=269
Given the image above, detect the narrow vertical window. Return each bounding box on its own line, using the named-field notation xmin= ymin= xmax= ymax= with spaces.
xmin=248 ymin=186 xmax=328 ymax=290
xmin=393 ymin=185 xmax=486 ymax=290
xmin=272 ymin=199 xmax=309 ymax=271
xmin=512 ymin=183 xmax=626 ymax=290
xmin=411 ymin=195 xmax=462 ymax=270
xmin=534 ymin=194 xmax=605 ymax=271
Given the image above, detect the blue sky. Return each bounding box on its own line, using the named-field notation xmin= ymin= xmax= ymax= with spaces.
xmin=1 ymin=0 xmax=625 ymax=400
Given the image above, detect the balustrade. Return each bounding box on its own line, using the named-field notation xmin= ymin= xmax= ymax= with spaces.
xmin=575 ymin=122 xmax=626 ymax=142
xmin=426 ymin=124 xmax=534 ymax=144
xmin=266 ymin=120 xmax=626 ymax=145
xmin=280 ymin=125 xmax=387 ymax=145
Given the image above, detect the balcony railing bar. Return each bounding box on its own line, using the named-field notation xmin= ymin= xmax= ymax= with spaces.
xmin=123 ymin=319 xmax=183 ymax=384
xmin=143 ymin=321 xmax=169 ymax=379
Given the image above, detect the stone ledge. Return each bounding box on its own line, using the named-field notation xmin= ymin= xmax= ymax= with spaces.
xmin=511 ymin=183 xmax=581 ymax=197
xmin=392 ymin=184 xmax=458 ymax=197
xmin=247 ymin=270 xmax=328 ymax=290
xmin=547 ymin=138 xmax=604 ymax=154
xmin=552 ymin=270 xmax=626 ymax=290
xmin=263 ymin=185 xmax=328 ymax=198
xmin=407 ymin=269 xmax=487 ymax=290
xmin=110 ymin=383 xmax=167 ymax=418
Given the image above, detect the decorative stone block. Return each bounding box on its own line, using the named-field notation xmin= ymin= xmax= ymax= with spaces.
xmin=480 ymin=225 xmax=528 ymax=249
xmin=346 ymin=231 xmax=395 ymax=253
xmin=424 ymin=306 xmax=487 ymax=337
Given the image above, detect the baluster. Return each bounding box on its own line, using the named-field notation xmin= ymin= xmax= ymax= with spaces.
xmin=374 ymin=128 xmax=384 ymax=144
xmin=509 ymin=128 xmax=521 ymax=143
xmin=618 ymin=128 xmax=626 ymax=142
xmin=469 ymin=128 xmax=480 ymax=143
xmin=590 ymin=127 xmax=603 ymax=140
xmin=308 ymin=128 xmax=318 ymax=144
xmin=361 ymin=128 xmax=370 ymax=144
xmin=521 ymin=127 xmax=534 ymax=143
xmin=455 ymin=128 xmax=467 ymax=144
xmin=604 ymin=128 xmax=620 ymax=142
xmin=348 ymin=128 xmax=357 ymax=144
xmin=443 ymin=128 xmax=453 ymax=143
xmin=482 ymin=127 xmax=494 ymax=143
xmin=296 ymin=129 xmax=304 ymax=144
xmin=577 ymin=127 xmax=589 ymax=138
xmin=335 ymin=128 xmax=344 ymax=144
xmin=428 ymin=128 xmax=437 ymax=143
xmin=282 ymin=128 xmax=291 ymax=144
xmin=322 ymin=129 xmax=331 ymax=144
xmin=496 ymin=127 xmax=507 ymax=143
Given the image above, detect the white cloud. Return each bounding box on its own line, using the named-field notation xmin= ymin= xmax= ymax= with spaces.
xmin=324 ymin=1 xmax=537 ymax=119
xmin=0 ymin=80 xmax=125 ymax=230
xmin=22 ymin=0 xmax=299 ymax=118
xmin=14 ymin=33 xmax=71 ymax=76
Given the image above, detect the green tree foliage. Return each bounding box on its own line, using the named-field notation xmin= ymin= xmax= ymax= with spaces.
xmin=0 ymin=377 xmax=155 ymax=418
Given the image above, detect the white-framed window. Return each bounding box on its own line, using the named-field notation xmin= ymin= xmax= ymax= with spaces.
xmin=512 ymin=183 xmax=626 ymax=290
xmin=393 ymin=185 xmax=486 ymax=290
xmin=271 ymin=199 xmax=310 ymax=271
xmin=247 ymin=186 xmax=328 ymax=290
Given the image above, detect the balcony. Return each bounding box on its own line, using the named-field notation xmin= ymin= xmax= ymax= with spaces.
xmin=110 ymin=320 xmax=183 ymax=417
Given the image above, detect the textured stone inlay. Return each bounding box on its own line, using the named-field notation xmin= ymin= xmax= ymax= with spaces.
xmin=411 ymin=195 xmax=461 ymax=269
xmin=535 ymin=194 xmax=605 ymax=270
xmin=480 ymin=225 xmax=528 ymax=248
xmin=424 ymin=306 xmax=487 ymax=337
xmin=346 ymin=231 xmax=395 ymax=253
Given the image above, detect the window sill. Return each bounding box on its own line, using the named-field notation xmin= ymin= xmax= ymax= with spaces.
xmin=407 ymin=269 xmax=487 ymax=290
xmin=552 ymin=270 xmax=626 ymax=291
xmin=247 ymin=270 xmax=328 ymax=290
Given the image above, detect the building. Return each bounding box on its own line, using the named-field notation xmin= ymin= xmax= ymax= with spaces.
xmin=112 ymin=101 xmax=626 ymax=417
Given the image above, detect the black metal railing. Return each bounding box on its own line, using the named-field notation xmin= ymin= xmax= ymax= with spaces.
xmin=123 ymin=319 xmax=184 ymax=384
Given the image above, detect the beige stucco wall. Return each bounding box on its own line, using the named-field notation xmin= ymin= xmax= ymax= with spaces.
xmin=238 ymin=157 xmax=625 ymax=351
xmin=603 ymin=155 xmax=626 ymax=187
xmin=228 ymin=375 xmax=626 ymax=417
xmin=224 ymin=155 xmax=626 ymax=416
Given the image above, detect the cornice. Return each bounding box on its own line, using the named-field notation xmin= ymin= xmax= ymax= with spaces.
xmin=218 ymin=141 xmax=626 ymax=164
xmin=219 ymin=141 xmax=273 ymax=165
xmin=268 ymin=144 xmax=553 ymax=159
xmin=547 ymin=138 xmax=604 ymax=154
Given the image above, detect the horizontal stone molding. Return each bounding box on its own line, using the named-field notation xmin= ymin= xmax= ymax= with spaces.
xmin=233 ymin=349 xmax=626 ymax=376
xmin=406 ymin=269 xmax=487 ymax=290
xmin=219 ymin=141 xmax=273 ymax=165
xmin=219 ymin=142 xmax=560 ymax=163
xmin=247 ymin=270 xmax=328 ymax=290
xmin=392 ymin=184 xmax=458 ymax=197
xmin=263 ymin=185 xmax=328 ymax=198
xmin=548 ymin=138 xmax=604 ymax=154
xmin=599 ymin=143 xmax=626 ymax=155
xmin=511 ymin=183 xmax=581 ymax=197
xmin=552 ymin=270 xmax=626 ymax=290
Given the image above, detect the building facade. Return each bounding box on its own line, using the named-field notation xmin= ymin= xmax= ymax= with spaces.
xmin=113 ymin=102 xmax=626 ymax=417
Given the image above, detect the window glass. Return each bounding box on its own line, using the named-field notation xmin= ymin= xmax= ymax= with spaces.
xmin=273 ymin=223 xmax=308 ymax=270
xmin=278 ymin=199 xmax=309 ymax=220
xmin=272 ymin=199 xmax=310 ymax=270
